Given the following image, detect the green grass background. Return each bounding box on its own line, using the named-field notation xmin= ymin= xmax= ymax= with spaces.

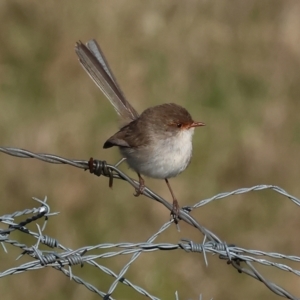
xmin=1 ymin=1 xmax=300 ymax=299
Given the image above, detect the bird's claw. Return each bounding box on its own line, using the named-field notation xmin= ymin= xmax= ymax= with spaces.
xmin=134 ymin=182 xmax=145 ymax=197
xmin=170 ymin=199 xmax=180 ymax=224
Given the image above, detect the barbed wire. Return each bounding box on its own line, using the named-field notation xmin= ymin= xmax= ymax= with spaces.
xmin=0 ymin=146 xmax=299 ymax=299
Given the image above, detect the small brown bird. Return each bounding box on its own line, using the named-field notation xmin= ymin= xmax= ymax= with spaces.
xmin=75 ymin=39 xmax=205 ymax=217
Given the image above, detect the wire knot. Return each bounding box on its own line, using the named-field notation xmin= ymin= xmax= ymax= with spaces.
xmin=88 ymin=158 xmax=114 ymax=187
xmin=40 ymin=235 xmax=58 ymax=248
xmin=180 ymin=239 xmax=204 ymax=253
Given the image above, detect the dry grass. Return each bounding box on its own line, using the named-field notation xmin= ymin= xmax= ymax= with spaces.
xmin=1 ymin=1 xmax=300 ymax=299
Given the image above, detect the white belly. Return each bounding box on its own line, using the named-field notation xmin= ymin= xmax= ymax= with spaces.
xmin=120 ymin=128 xmax=194 ymax=179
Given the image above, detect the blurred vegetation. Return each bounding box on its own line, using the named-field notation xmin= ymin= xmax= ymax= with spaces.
xmin=0 ymin=0 xmax=300 ymax=299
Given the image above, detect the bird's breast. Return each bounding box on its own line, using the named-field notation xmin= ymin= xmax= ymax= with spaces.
xmin=120 ymin=128 xmax=195 ymax=179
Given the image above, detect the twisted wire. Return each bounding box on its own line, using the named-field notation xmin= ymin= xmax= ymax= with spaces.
xmin=1 ymin=146 xmax=300 ymax=300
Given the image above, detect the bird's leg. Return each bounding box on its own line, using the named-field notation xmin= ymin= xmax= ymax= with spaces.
xmin=165 ymin=178 xmax=180 ymax=222
xmin=134 ymin=172 xmax=145 ymax=197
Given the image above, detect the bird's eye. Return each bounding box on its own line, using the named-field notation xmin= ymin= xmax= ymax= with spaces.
xmin=177 ymin=123 xmax=182 ymax=128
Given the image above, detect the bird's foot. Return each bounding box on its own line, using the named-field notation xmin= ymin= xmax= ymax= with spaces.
xmin=170 ymin=199 xmax=180 ymax=224
xmin=134 ymin=173 xmax=145 ymax=197
xmin=134 ymin=183 xmax=145 ymax=197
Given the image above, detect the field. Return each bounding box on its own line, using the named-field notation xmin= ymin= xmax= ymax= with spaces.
xmin=0 ymin=1 xmax=300 ymax=299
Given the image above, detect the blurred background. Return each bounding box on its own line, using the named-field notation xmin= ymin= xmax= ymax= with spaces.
xmin=1 ymin=0 xmax=300 ymax=299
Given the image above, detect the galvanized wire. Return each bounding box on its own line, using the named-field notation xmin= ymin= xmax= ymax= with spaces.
xmin=0 ymin=146 xmax=300 ymax=300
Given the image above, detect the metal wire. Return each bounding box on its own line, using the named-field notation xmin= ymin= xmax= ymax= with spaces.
xmin=0 ymin=146 xmax=300 ymax=299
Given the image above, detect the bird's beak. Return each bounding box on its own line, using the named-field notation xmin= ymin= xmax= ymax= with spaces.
xmin=189 ymin=121 xmax=205 ymax=128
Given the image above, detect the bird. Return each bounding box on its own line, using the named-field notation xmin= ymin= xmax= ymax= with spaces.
xmin=75 ymin=39 xmax=205 ymax=219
